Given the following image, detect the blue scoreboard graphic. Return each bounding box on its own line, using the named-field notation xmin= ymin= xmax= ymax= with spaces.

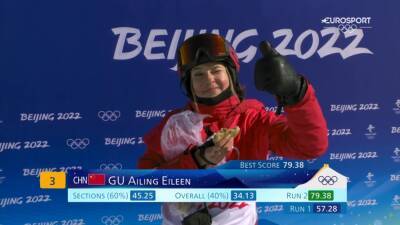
xmin=1 ymin=0 xmax=400 ymax=224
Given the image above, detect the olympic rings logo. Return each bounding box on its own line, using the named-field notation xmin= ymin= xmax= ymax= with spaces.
xmin=98 ymin=111 xmax=121 ymax=121
xmin=318 ymin=175 xmax=338 ymax=185
xmin=100 ymin=163 xmax=123 ymax=170
xmin=66 ymin=138 xmax=90 ymax=149
xmin=101 ymin=215 xmax=124 ymax=225
xmin=337 ymin=24 xmax=358 ymax=33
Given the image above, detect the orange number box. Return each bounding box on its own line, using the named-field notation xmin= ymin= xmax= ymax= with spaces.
xmin=40 ymin=172 xmax=66 ymax=189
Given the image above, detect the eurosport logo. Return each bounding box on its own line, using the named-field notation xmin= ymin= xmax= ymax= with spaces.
xmin=321 ymin=17 xmax=372 ymax=33
xmin=99 ymin=163 xmax=123 ymax=170
xmin=98 ymin=110 xmax=121 ymax=122
xmin=112 ymin=27 xmax=373 ymax=65
xmin=318 ymin=175 xmax=338 ymax=185
xmin=101 ymin=215 xmax=124 ymax=225
xmin=66 ymin=138 xmax=90 ymax=150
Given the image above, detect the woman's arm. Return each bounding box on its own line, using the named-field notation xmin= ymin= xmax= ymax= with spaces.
xmin=265 ymin=83 xmax=328 ymax=159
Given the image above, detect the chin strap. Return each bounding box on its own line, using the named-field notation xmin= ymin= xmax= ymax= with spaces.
xmin=195 ymin=87 xmax=233 ymax=105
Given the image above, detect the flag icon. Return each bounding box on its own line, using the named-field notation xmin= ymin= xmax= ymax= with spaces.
xmin=88 ymin=173 xmax=105 ymax=185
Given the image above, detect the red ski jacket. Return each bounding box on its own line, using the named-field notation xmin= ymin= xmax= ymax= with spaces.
xmin=138 ymin=84 xmax=328 ymax=169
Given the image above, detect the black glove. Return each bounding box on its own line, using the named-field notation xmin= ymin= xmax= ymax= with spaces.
xmin=182 ymin=207 xmax=212 ymax=225
xmin=254 ymin=41 xmax=307 ymax=113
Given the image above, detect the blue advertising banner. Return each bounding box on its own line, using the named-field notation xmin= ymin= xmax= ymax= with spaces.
xmin=1 ymin=0 xmax=399 ymax=224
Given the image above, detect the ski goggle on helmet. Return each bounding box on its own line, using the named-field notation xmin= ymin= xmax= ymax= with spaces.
xmin=177 ymin=33 xmax=240 ymax=77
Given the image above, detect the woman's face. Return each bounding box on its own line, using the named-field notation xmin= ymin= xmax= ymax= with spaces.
xmin=190 ymin=62 xmax=230 ymax=98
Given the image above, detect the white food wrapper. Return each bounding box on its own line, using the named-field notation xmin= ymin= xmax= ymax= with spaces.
xmin=161 ymin=110 xmax=209 ymax=160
